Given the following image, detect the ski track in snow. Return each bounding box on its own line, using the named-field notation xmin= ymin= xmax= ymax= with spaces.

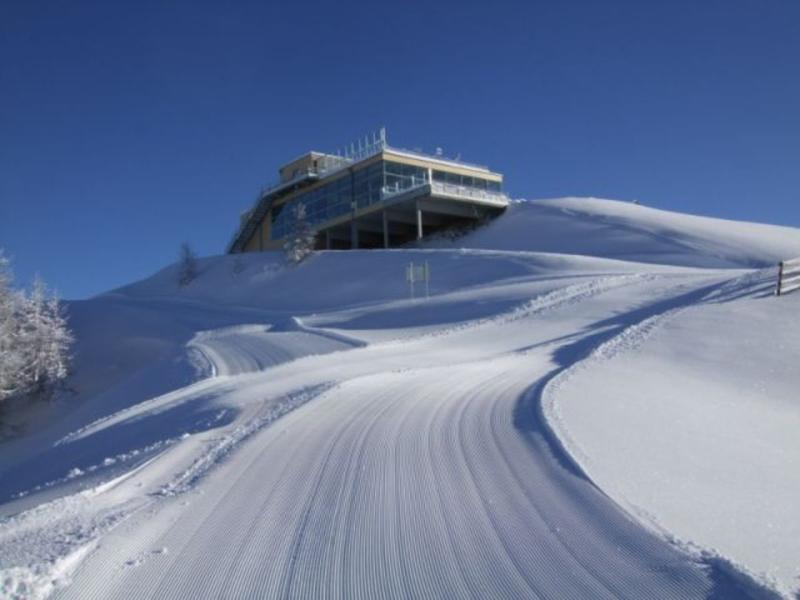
xmin=2 ymin=271 xmax=779 ymax=599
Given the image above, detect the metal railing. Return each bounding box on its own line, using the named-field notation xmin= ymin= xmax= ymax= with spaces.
xmin=380 ymin=176 xmax=429 ymax=200
xmin=776 ymin=257 xmax=800 ymax=296
xmin=379 ymin=178 xmax=508 ymax=203
xmin=430 ymin=181 xmax=508 ymax=203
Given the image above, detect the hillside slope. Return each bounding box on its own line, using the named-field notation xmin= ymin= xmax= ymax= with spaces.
xmin=432 ymin=197 xmax=800 ymax=268
xmin=1 ymin=198 xmax=798 ymax=599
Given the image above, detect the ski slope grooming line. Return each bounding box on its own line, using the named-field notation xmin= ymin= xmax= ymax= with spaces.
xmin=43 ymin=273 xmax=778 ymax=600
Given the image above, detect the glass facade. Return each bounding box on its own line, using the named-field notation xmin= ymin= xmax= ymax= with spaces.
xmin=271 ymin=174 xmax=353 ymax=240
xmin=383 ymin=161 xmax=428 ymax=196
xmin=270 ymin=160 xmax=503 ymax=240
xmin=432 ymin=169 xmax=502 ymax=193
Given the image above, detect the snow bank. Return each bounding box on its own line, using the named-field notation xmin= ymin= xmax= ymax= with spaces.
xmin=433 ymin=197 xmax=800 ymax=268
xmin=545 ymin=268 xmax=800 ymax=596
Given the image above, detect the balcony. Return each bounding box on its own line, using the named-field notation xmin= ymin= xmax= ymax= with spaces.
xmin=379 ymin=176 xmax=508 ymax=208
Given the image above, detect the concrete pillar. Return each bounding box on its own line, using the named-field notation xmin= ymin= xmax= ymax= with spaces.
xmin=382 ymin=211 xmax=389 ymax=249
xmin=351 ymin=220 xmax=359 ymax=249
xmin=325 ymin=229 xmax=331 ymax=250
xmin=416 ymin=200 xmax=423 ymax=240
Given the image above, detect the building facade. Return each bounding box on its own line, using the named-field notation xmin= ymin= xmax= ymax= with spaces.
xmin=227 ymin=130 xmax=509 ymax=253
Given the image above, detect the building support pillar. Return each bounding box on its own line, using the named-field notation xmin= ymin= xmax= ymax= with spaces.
xmin=351 ymin=220 xmax=359 ymax=249
xmin=415 ymin=200 xmax=423 ymax=240
xmin=325 ymin=229 xmax=331 ymax=250
xmin=382 ymin=211 xmax=389 ymax=249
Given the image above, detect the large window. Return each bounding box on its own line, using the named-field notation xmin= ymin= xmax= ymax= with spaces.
xmin=383 ymin=161 xmax=427 ymax=196
xmin=353 ymin=161 xmax=384 ymax=209
xmin=271 ymin=161 xmax=416 ymax=239
xmin=270 ymin=161 xmax=502 ymax=240
xmin=432 ymin=170 xmax=502 ymax=192
xmin=270 ymin=173 xmax=353 ymax=240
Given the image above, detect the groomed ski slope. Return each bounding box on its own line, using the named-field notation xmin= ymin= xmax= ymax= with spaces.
xmin=1 ymin=198 xmax=799 ymax=599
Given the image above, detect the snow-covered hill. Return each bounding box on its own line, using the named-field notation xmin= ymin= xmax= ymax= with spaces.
xmin=1 ymin=198 xmax=798 ymax=599
xmin=432 ymin=197 xmax=800 ymax=268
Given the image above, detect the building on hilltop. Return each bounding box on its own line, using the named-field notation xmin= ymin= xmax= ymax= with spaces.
xmin=227 ymin=129 xmax=509 ymax=252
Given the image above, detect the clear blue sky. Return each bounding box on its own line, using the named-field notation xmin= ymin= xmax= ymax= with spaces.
xmin=2 ymin=0 xmax=799 ymax=299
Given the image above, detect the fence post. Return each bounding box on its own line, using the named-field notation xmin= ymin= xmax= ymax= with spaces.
xmin=776 ymin=261 xmax=784 ymax=296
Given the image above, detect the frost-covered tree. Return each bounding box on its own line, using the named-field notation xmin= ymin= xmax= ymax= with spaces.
xmin=0 ymin=253 xmax=72 ymax=402
xmin=16 ymin=277 xmax=72 ymax=394
xmin=178 ymin=242 xmax=198 ymax=286
xmin=0 ymin=252 xmax=23 ymax=400
xmin=283 ymin=203 xmax=317 ymax=264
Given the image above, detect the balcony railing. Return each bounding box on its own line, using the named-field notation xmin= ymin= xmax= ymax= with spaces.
xmin=380 ymin=177 xmax=508 ymax=204
xmin=430 ymin=181 xmax=508 ymax=203
xmin=380 ymin=175 xmax=430 ymax=200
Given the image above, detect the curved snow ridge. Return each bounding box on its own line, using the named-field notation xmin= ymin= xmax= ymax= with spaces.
xmin=188 ymin=323 xmax=353 ymax=377
xmin=539 ymin=275 xmax=786 ymax=597
xmin=56 ymin=377 xmax=230 ymax=446
xmin=541 ymin=278 xmax=726 ymax=461
xmin=539 ymin=272 xmax=760 ymax=465
xmin=13 ymin=438 xmax=179 ymax=501
xmin=406 ymin=273 xmax=654 ymax=344
xmin=59 ymin=324 xmax=352 ymax=446
xmin=158 ymin=384 xmax=332 ymax=497
xmin=289 ymin=316 xmax=369 ymax=349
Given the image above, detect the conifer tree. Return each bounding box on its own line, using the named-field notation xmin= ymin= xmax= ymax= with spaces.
xmin=178 ymin=242 xmax=198 ymax=286
xmin=283 ymin=203 xmax=317 ymax=264
xmin=0 ymin=252 xmax=72 ymax=402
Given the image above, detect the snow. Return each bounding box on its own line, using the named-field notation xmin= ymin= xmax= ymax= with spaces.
xmin=430 ymin=197 xmax=800 ymax=268
xmin=545 ymin=268 xmax=800 ymax=596
xmin=1 ymin=197 xmax=798 ymax=599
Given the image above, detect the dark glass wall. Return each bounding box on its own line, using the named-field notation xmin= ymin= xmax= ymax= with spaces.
xmin=432 ymin=170 xmax=502 ymax=192
xmin=270 ymin=160 xmax=502 ymax=239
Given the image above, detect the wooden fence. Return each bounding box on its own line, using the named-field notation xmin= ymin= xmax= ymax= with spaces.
xmin=776 ymin=257 xmax=800 ymax=296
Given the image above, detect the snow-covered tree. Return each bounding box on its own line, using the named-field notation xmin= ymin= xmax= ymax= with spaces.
xmin=178 ymin=242 xmax=198 ymax=286
xmin=283 ymin=203 xmax=317 ymax=264
xmin=0 ymin=253 xmax=72 ymax=402
xmin=16 ymin=277 xmax=72 ymax=394
xmin=0 ymin=252 xmax=23 ymax=400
